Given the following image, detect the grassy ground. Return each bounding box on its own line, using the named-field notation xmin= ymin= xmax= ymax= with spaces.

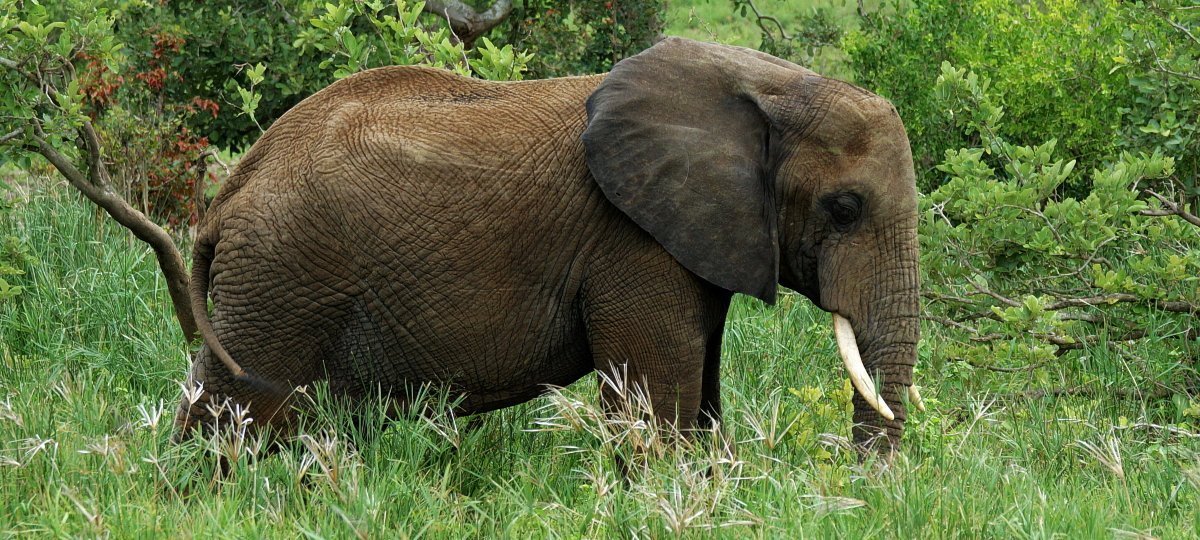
xmin=1 ymin=179 xmax=1197 ymax=537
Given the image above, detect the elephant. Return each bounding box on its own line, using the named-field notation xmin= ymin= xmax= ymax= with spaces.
xmin=174 ymin=37 xmax=923 ymax=453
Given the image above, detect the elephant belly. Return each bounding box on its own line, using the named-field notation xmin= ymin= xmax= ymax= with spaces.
xmin=324 ymin=289 xmax=594 ymax=413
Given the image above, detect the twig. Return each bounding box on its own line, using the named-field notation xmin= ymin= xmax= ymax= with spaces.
xmin=200 ymin=147 xmax=231 ymax=178
xmin=0 ymin=56 xmax=18 ymax=69
xmin=998 ymin=204 xmax=1064 ymax=244
xmin=1157 ymin=2 xmax=1200 ymax=47
xmin=1115 ymin=422 xmax=1200 ymax=439
xmin=923 ymin=291 xmax=979 ymax=306
xmin=1140 ymin=189 xmax=1200 ymax=228
xmin=1047 ymin=293 xmax=1198 ymax=315
xmin=1009 ymin=386 xmax=1172 ymax=401
xmin=0 ymin=129 xmax=21 ymax=145
xmin=921 ymin=315 xmax=980 ymax=334
xmin=423 ymin=0 xmax=513 ymax=47
xmin=948 ymin=355 xmax=1052 ymax=373
xmin=269 ymin=0 xmax=296 ymax=26
xmin=739 ymin=0 xmax=792 ymax=41
xmin=1046 ymin=330 xmax=1149 ymax=351
xmin=969 ymin=281 xmax=1022 ymax=308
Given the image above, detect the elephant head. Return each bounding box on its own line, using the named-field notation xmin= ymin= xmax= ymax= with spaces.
xmin=582 ymin=37 xmax=922 ymax=451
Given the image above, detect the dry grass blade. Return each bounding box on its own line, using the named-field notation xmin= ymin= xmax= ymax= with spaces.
xmin=1075 ymin=436 xmax=1125 ymax=480
xmin=0 ymin=395 xmax=23 ymax=427
xmin=804 ymin=495 xmax=867 ymax=517
xmin=1109 ymin=528 xmax=1159 ymax=540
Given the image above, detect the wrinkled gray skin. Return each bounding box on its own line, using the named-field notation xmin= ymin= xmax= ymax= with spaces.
xmin=176 ymin=38 xmax=919 ymax=452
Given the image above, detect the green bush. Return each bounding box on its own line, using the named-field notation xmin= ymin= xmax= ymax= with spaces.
xmin=1 ymin=0 xmax=536 ymax=227
xmin=921 ymin=62 xmax=1199 ymax=408
xmin=845 ymin=0 xmax=1132 ymax=192
xmin=1116 ymin=0 xmax=1200 ymax=205
xmin=115 ymin=0 xmax=536 ymax=151
xmin=504 ymin=0 xmax=664 ymax=77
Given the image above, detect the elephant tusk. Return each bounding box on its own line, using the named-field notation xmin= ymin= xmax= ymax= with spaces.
xmin=908 ymin=385 xmax=926 ymax=412
xmin=832 ymin=314 xmax=895 ymax=421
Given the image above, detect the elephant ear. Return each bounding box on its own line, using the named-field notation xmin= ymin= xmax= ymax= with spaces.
xmin=583 ymin=37 xmax=809 ymax=304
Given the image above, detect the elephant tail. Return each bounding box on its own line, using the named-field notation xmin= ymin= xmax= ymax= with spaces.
xmin=190 ymin=236 xmax=289 ymax=396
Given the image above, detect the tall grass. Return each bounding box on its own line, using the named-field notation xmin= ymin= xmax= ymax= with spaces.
xmin=1 ymin=186 xmax=1197 ymax=537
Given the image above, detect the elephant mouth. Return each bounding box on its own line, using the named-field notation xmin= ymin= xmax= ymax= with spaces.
xmin=832 ymin=313 xmax=925 ymax=420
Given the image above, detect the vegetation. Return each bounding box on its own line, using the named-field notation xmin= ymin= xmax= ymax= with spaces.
xmin=1 ymin=0 xmax=1199 ymax=537
xmin=1 ymin=191 xmax=1197 ymax=536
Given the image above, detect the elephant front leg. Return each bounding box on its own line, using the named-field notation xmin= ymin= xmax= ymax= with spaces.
xmin=583 ymin=283 xmax=730 ymax=432
xmin=696 ymin=325 xmax=725 ymax=430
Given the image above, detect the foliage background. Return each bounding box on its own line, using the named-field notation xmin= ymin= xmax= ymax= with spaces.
xmin=1 ymin=0 xmax=1198 ymax=536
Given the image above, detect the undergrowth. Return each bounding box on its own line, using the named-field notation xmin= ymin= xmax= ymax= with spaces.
xmin=0 ymin=184 xmax=1196 ymax=537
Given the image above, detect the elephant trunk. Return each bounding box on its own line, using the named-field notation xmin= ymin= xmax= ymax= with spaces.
xmin=839 ymin=220 xmax=921 ymax=453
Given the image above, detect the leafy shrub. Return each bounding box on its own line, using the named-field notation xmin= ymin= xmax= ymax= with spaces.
xmin=1116 ymin=0 xmax=1200 ymax=206
xmin=844 ymin=0 xmax=1132 ymax=192
xmin=3 ymin=0 xmax=537 ymax=228
xmin=505 ymin=0 xmax=664 ymax=77
xmin=293 ymin=0 xmax=532 ymax=81
xmin=0 ymin=234 xmax=28 ymax=304
xmin=234 ymin=0 xmax=533 ymax=130
xmin=117 ymin=0 xmax=535 ymax=151
xmin=921 ymin=63 xmax=1199 ymax=404
xmin=108 ymin=1 xmax=325 ymax=151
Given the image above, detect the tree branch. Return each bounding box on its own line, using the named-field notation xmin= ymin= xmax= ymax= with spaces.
xmin=1046 ymin=293 xmax=1198 ymax=314
xmin=739 ymin=0 xmax=792 ymax=41
xmin=949 ymin=355 xmax=1053 ymax=373
xmin=1156 ymin=1 xmax=1200 ymax=47
xmin=1141 ymin=189 xmax=1200 ymax=228
xmin=0 ymin=129 xmax=21 ymax=145
xmin=28 ymin=123 xmax=198 ymax=342
xmin=1010 ymin=386 xmax=1173 ymax=401
xmin=423 ymin=0 xmax=513 ymax=47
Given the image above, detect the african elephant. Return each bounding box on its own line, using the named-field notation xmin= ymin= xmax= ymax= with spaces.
xmin=174 ymin=37 xmax=923 ymax=452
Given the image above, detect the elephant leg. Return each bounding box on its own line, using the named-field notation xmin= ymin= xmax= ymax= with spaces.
xmin=172 ymin=343 xmax=302 ymax=446
xmin=586 ymin=314 xmax=702 ymax=429
xmin=583 ymin=275 xmax=730 ymax=431
xmin=696 ymin=324 xmax=726 ymax=430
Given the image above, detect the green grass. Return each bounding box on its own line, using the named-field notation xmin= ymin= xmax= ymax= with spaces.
xmin=1 ymin=178 xmax=1197 ymax=537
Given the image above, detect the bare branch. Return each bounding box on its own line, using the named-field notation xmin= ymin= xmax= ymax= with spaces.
xmin=1046 ymin=330 xmax=1149 ymax=351
xmin=1010 ymin=386 xmax=1172 ymax=401
xmin=921 ymin=315 xmax=981 ymax=334
xmin=0 ymin=55 xmax=25 ymax=73
xmin=1159 ymin=5 xmax=1200 ymax=47
xmin=1047 ymin=293 xmax=1199 ymax=314
xmin=1141 ymin=189 xmax=1200 ymax=228
xmin=423 ymin=0 xmax=513 ymax=47
xmin=998 ymin=204 xmax=1063 ymax=244
xmin=970 ymin=281 xmax=1022 ymax=308
xmin=0 ymin=55 xmax=47 ymax=92
xmin=740 ymin=0 xmax=792 ymax=41
xmin=1115 ymin=422 xmax=1200 ymax=439
xmin=949 ymin=355 xmax=1052 ymax=373
xmin=0 ymin=129 xmax=21 ymax=145
xmin=923 ymin=291 xmax=979 ymax=306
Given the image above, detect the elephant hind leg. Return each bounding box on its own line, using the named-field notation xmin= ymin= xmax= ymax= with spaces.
xmin=172 ymin=345 xmax=300 ymax=447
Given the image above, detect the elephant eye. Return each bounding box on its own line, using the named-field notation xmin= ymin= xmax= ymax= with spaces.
xmin=823 ymin=193 xmax=864 ymax=228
